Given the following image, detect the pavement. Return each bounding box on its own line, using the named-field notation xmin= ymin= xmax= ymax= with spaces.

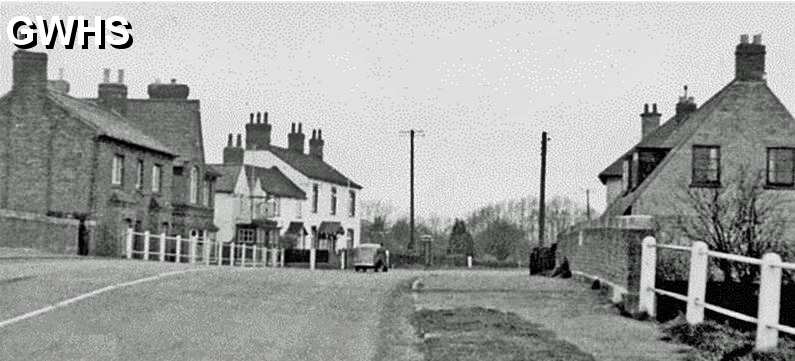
xmin=0 ymin=259 xmax=686 ymax=361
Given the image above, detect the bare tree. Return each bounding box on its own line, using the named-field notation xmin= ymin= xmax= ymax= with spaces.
xmin=674 ymin=165 xmax=793 ymax=283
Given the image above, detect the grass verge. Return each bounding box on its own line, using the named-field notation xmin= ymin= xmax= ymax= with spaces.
xmin=374 ymin=278 xmax=424 ymax=361
xmin=660 ymin=315 xmax=795 ymax=361
xmin=411 ymin=307 xmax=596 ymax=361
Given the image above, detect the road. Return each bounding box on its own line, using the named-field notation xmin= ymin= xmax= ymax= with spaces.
xmin=0 ymin=259 xmax=418 ymax=361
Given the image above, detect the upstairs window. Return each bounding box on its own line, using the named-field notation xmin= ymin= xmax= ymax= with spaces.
xmin=112 ymin=154 xmax=124 ymax=185
xmin=349 ymin=190 xmax=356 ymax=217
xmin=152 ymin=164 xmax=162 ymax=193
xmin=330 ymin=187 xmax=337 ymax=215
xmin=296 ymin=200 xmax=303 ymax=218
xmin=767 ymin=148 xmax=795 ymax=187
xmin=312 ymin=184 xmax=319 ymax=213
xmin=135 ymin=159 xmax=144 ymax=189
xmin=189 ymin=166 xmax=199 ymax=204
xmin=692 ymin=145 xmax=721 ymax=187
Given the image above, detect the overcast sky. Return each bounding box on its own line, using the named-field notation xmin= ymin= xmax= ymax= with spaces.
xmin=2 ymin=2 xmax=795 ymax=219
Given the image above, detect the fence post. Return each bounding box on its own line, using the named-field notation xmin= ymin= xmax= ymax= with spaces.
xmin=230 ymin=242 xmax=236 ymax=266
xmin=467 ymin=255 xmax=473 ymax=269
xmin=159 ymin=233 xmax=166 ymax=262
xmin=217 ymin=241 xmax=223 ymax=266
xmin=241 ymin=244 xmax=247 ymax=268
xmin=639 ymin=236 xmax=657 ymax=317
xmin=189 ymin=236 xmax=197 ymax=264
xmin=271 ymin=248 xmax=278 ymax=268
xmin=204 ymin=240 xmax=211 ymax=266
xmin=755 ymin=252 xmax=783 ymax=351
xmin=340 ymin=250 xmax=346 ymax=270
xmin=143 ymin=231 xmax=151 ymax=261
xmin=309 ymin=248 xmax=316 ymax=270
xmin=125 ymin=227 xmax=133 ymax=259
xmin=175 ymin=235 xmax=182 ymax=263
xmin=686 ymin=241 xmax=708 ymax=324
xmin=279 ymin=248 xmax=285 ymax=267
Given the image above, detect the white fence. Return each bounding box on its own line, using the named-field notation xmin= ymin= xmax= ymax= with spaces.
xmin=124 ymin=228 xmax=286 ymax=268
xmin=639 ymin=237 xmax=795 ymax=351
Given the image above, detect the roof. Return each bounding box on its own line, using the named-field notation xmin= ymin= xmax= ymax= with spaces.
xmin=209 ymin=163 xmax=306 ymax=199
xmin=209 ymin=164 xmax=242 ymax=193
xmin=47 ymin=91 xmax=176 ymax=156
xmin=252 ymin=166 xmax=307 ymax=200
xmin=601 ymin=80 xmax=746 ymax=218
xmin=268 ymin=146 xmax=362 ymax=189
xmin=318 ymin=221 xmax=345 ymax=235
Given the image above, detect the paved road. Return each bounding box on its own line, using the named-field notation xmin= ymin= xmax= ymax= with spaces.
xmin=0 ymin=259 xmax=418 ymax=361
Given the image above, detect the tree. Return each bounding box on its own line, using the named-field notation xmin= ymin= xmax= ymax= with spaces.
xmin=674 ymin=165 xmax=793 ymax=283
xmin=477 ymin=218 xmax=524 ymax=261
xmin=447 ymin=219 xmax=474 ymax=256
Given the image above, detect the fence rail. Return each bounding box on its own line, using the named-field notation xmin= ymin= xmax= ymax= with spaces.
xmin=639 ymin=237 xmax=794 ymax=351
xmin=124 ymin=228 xmax=289 ymax=268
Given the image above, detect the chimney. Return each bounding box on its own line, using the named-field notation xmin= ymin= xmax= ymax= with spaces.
xmin=223 ymin=133 xmax=244 ymax=164
xmin=735 ymin=33 xmax=765 ymax=81
xmin=48 ymin=67 xmax=70 ymax=94
xmin=11 ymin=50 xmax=48 ymax=114
xmin=640 ymin=103 xmax=661 ymax=139
xmin=288 ymin=122 xmax=306 ymax=153
xmin=675 ymin=85 xmax=697 ymax=121
xmin=309 ymin=128 xmax=325 ymax=159
xmin=98 ymin=68 xmax=128 ymax=115
xmin=147 ymin=78 xmax=190 ymax=99
xmin=245 ymin=111 xmax=272 ymax=150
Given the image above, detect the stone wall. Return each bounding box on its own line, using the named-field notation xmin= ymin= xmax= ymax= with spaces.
xmin=557 ymin=215 xmax=654 ymax=311
xmin=0 ymin=208 xmax=95 ymax=254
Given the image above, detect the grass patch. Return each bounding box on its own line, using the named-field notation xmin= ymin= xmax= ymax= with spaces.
xmin=411 ymin=307 xmax=595 ymax=361
xmin=660 ymin=315 xmax=795 ymax=361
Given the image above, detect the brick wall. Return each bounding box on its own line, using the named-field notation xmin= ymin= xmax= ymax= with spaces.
xmin=557 ymin=215 xmax=654 ymax=310
xmin=0 ymin=208 xmax=95 ymax=254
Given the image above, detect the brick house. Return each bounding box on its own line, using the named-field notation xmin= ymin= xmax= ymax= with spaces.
xmin=211 ymin=134 xmax=307 ymax=246
xmin=219 ymin=114 xmax=363 ymax=252
xmin=597 ymin=34 xmax=795 ymax=240
xmin=0 ymin=50 xmax=217 ymax=256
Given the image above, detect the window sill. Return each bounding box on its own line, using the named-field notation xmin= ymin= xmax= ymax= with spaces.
xmin=689 ymin=183 xmax=722 ymax=189
xmin=764 ymin=184 xmax=795 ymax=190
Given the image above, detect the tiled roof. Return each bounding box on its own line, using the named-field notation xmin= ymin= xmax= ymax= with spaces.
xmin=268 ymin=146 xmax=362 ymax=189
xmin=47 ymin=91 xmax=176 ymax=156
xmin=252 ymin=166 xmax=307 ymax=200
xmin=209 ymin=164 xmax=242 ymax=193
xmin=601 ymin=81 xmax=740 ymax=218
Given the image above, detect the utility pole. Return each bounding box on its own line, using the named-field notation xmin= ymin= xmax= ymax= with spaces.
xmin=399 ymin=129 xmax=424 ymax=252
xmin=585 ymin=188 xmax=591 ymax=221
xmin=538 ymin=131 xmax=549 ymax=247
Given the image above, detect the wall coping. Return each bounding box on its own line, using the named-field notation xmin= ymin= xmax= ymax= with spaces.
xmin=0 ymin=208 xmax=96 ymax=226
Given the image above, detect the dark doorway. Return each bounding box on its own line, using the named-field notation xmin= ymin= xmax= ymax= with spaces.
xmin=77 ymin=220 xmax=90 ymax=256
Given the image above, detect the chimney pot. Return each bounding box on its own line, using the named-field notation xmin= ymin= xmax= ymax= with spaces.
xmin=643 ymin=103 xmax=649 ymax=114
xmin=318 ymin=129 xmax=322 ymax=139
xmin=741 ymin=34 xmax=749 ymax=44
xmin=58 ymin=68 xmax=64 ymax=80
xmin=170 ymin=78 xmax=176 ymax=84
xmin=256 ymin=112 xmax=261 ymax=123
xmin=249 ymin=113 xmax=254 ymax=123
xmin=227 ymin=133 xmax=233 ymax=146
xmin=103 ymin=68 xmax=111 ymax=83
xmin=291 ymin=123 xmax=296 ymax=133
xmin=298 ymin=123 xmax=303 ymax=133
xmin=263 ymin=112 xmax=268 ymax=124
xmin=312 ymin=129 xmax=317 ymax=139
xmin=753 ymin=34 xmax=762 ymax=45
xmin=652 ymin=103 xmax=658 ymax=114
xmin=236 ymin=134 xmax=242 ymax=148
xmin=117 ymin=69 xmax=124 ymax=84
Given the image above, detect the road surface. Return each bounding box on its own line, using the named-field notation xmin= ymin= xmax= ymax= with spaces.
xmin=0 ymin=259 xmax=417 ymax=361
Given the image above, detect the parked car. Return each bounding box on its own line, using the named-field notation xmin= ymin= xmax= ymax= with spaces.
xmin=351 ymin=243 xmax=389 ymax=272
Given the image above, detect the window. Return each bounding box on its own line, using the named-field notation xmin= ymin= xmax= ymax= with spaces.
xmin=296 ymin=200 xmax=302 ymax=218
xmin=349 ymin=190 xmax=356 ymax=217
xmin=692 ymin=146 xmax=721 ymax=186
xmin=189 ymin=166 xmax=199 ymax=204
xmin=312 ymin=184 xmax=319 ymax=213
xmin=622 ymin=159 xmax=630 ymax=191
xmin=152 ymin=164 xmax=162 ymax=193
xmin=237 ymin=228 xmax=255 ymax=244
xmin=135 ymin=159 xmax=144 ymax=189
xmin=112 ymin=154 xmax=124 ymax=185
xmin=330 ymin=187 xmax=337 ymax=215
xmin=767 ymin=148 xmax=795 ymax=186
xmin=202 ymin=182 xmax=210 ymax=207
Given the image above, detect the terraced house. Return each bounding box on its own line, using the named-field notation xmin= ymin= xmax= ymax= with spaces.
xmin=0 ymin=50 xmax=217 ymax=256
xmin=213 ymin=114 xmax=362 ymax=251
xmin=598 ymin=34 xmax=795 ymax=239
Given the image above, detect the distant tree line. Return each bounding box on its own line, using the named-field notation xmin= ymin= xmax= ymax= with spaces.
xmin=360 ymin=195 xmax=595 ymax=264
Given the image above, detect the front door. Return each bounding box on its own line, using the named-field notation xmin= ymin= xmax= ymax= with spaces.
xmin=77 ymin=220 xmax=89 ymax=256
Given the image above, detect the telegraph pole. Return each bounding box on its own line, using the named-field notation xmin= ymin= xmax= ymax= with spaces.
xmin=400 ymin=129 xmax=424 ymax=252
xmin=538 ymin=131 xmax=549 ymax=247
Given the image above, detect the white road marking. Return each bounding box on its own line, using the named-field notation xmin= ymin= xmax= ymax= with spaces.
xmin=0 ymin=267 xmax=211 ymax=329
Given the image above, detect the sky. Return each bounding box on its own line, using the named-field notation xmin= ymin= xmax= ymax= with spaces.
xmin=1 ymin=2 xmax=794 ymax=219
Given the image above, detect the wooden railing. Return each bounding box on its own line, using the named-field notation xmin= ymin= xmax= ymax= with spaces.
xmin=639 ymin=237 xmax=795 ymax=351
